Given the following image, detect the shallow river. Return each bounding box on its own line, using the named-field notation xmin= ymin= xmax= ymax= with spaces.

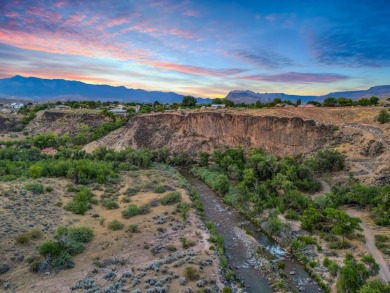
xmin=180 ymin=169 xmax=324 ymax=293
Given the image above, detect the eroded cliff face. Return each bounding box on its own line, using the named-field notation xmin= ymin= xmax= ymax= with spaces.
xmin=86 ymin=112 xmax=333 ymax=156
xmin=26 ymin=110 xmax=107 ymax=136
xmin=0 ymin=115 xmax=22 ymax=133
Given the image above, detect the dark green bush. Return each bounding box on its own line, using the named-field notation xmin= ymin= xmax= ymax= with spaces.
xmin=128 ymin=224 xmax=139 ymax=233
xmin=184 ymin=266 xmax=200 ymax=281
xmin=108 ymin=220 xmax=124 ymax=231
xmin=101 ymin=198 xmax=119 ymax=210
xmin=154 ymin=185 xmax=166 ymax=193
xmin=24 ymin=183 xmax=45 ymax=194
xmin=160 ymin=191 xmax=181 ymax=205
xmin=122 ymin=204 xmax=139 ymax=219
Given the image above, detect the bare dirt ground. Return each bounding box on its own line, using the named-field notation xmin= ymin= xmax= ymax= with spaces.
xmin=345 ymin=208 xmax=390 ymax=282
xmin=0 ymin=167 xmax=222 ymax=292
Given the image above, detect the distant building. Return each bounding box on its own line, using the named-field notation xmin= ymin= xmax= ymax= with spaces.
xmin=10 ymin=103 xmax=24 ymax=109
xmin=211 ymin=104 xmax=226 ymax=109
xmin=384 ymin=103 xmax=390 ymax=108
xmin=42 ymin=147 xmax=58 ymax=155
xmin=55 ymin=105 xmax=71 ymax=110
xmin=109 ymin=109 xmax=128 ymax=116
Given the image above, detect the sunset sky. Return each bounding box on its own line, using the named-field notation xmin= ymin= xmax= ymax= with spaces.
xmin=1 ymin=0 xmax=389 ymax=98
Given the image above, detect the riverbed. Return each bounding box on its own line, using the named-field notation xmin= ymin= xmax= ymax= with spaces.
xmin=180 ymin=169 xmax=323 ymax=293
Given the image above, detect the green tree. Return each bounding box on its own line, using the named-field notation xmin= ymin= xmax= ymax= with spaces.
xmin=182 ymin=96 xmax=197 ymax=107
xmin=296 ymin=99 xmax=301 ymax=106
xmin=323 ymin=97 xmax=337 ymax=107
xmin=223 ymin=99 xmax=235 ymax=107
xmin=337 ymin=97 xmax=353 ymax=106
xmin=337 ymin=253 xmax=379 ymax=293
xmin=370 ymin=96 xmax=380 ymax=106
xmin=358 ymin=98 xmax=371 ymax=106
xmin=29 ymin=165 xmax=43 ymax=179
xmin=325 ymin=208 xmax=362 ymax=244
xmin=377 ymin=109 xmax=390 ymax=124
xmin=199 ymin=152 xmax=210 ymax=167
xmin=212 ymin=98 xmax=223 ymax=104
xmin=358 ymin=278 xmax=390 ymax=293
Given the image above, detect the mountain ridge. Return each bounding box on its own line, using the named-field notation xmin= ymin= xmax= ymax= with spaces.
xmin=0 ymin=75 xmax=212 ymax=104
xmin=1 ymin=75 xmax=389 ymax=104
xmin=225 ymin=86 xmax=390 ymax=103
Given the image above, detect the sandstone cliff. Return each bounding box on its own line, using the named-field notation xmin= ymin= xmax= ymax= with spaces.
xmin=85 ymin=111 xmax=333 ymax=156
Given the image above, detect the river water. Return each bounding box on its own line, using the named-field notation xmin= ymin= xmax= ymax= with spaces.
xmin=180 ymin=169 xmax=323 ymax=293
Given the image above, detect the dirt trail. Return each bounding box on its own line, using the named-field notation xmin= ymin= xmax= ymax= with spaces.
xmin=345 ymin=208 xmax=390 ymax=282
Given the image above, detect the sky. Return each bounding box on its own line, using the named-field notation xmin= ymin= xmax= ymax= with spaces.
xmin=0 ymin=0 xmax=389 ymax=98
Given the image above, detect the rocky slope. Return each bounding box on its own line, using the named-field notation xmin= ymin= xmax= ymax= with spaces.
xmin=0 ymin=115 xmax=23 ymax=133
xmin=26 ymin=110 xmax=108 ymax=136
xmin=85 ymin=111 xmax=333 ymax=156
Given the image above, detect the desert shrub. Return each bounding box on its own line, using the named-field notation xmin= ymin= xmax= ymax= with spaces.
xmin=39 ymin=241 xmax=62 ymax=256
xmin=184 ymin=266 xmax=200 ymax=281
xmin=125 ymin=186 xmax=140 ymax=196
xmin=64 ymin=188 xmax=95 ymax=215
xmin=160 ymin=191 xmax=181 ymax=205
xmin=24 ymin=182 xmax=45 ymax=194
xmin=101 ymin=198 xmax=119 ymax=210
xmin=138 ymin=203 xmax=151 ymax=214
xmin=46 ymin=186 xmax=54 ymax=192
xmin=377 ymin=109 xmax=390 ymax=124
xmin=15 ymin=234 xmax=30 ymax=244
xmin=154 ymin=185 xmax=166 ymax=193
xmin=122 ymin=204 xmax=139 ymax=218
xmin=15 ymin=229 xmax=42 ymax=244
xmin=181 ymin=237 xmax=196 ymax=249
xmin=128 ymin=224 xmax=139 ymax=233
xmin=108 ymin=220 xmax=124 ymax=231
xmin=57 ymin=226 xmax=94 ymax=243
xmin=167 ymin=244 xmax=176 ymax=252
xmin=121 ymin=196 xmax=131 ymax=203
xmin=52 ymin=252 xmax=74 ymax=269
xmin=176 ymin=202 xmax=191 ymax=221
xmin=64 ymin=200 xmax=89 ymax=215
xmin=298 ymin=235 xmax=317 ymax=245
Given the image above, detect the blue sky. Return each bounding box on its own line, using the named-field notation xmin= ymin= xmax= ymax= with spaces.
xmin=0 ymin=0 xmax=389 ymax=97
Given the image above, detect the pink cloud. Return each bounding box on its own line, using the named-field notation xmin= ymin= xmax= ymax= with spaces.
xmin=143 ymin=60 xmax=246 ymax=77
xmin=183 ymin=9 xmax=200 ymax=17
xmin=4 ymin=11 xmax=19 ymax=17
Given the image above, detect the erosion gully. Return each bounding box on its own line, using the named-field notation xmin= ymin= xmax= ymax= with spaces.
xmin=180 ymin=169 xmax=323 ymax=293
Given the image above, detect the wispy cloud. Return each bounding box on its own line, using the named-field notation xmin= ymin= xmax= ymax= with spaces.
xmin=230 ymin=49 xmax=294 ymax=69
xmin=241 ymin=72 xmax=350 ymax=83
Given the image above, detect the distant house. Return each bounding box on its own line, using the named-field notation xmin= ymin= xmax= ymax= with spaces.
xmin=10 ymin=103 xmax=24 ymax=109
xmin=211 ymin=104 xmax=226 ymax=109
xmin=303 ymin=104 xmax=316 ymax=108
xmin=55 ymin=105 xmax=71 ymax=110
xmin=109 ymin=109 xmax=128 ymax=116
xmin=42 ymin=147 xmax=58 ymax=155
xmin=384 ymin=103 xmax=390 ymax=108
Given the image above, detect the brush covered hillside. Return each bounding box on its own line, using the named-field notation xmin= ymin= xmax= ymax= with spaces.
xmin=0 ymin=105 xmax=390 ymax=293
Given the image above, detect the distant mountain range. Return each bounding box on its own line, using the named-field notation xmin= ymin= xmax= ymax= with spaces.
xmin=1 ymin=75 xmax=389 ymax=105
xmin=225 ymin=86 xmax=390 ymax=104
xmin=0 ymin=75 xmax=212 ymax=104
